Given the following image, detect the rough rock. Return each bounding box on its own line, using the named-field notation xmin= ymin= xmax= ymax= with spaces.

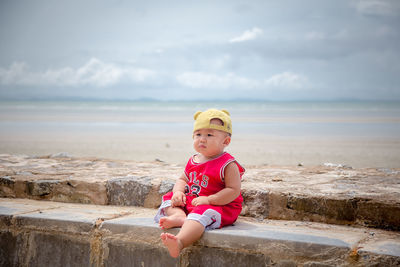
xmin=1 ymin=154 xmax=399 ymax=230
xmin=107 ymin=175 xmax=159 ymax=208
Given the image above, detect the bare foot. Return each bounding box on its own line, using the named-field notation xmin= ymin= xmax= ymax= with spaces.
xmin=160 ymin=233 xmax=183 ymax=258
xmin=159 ymin=215 xmax=185 ymax=229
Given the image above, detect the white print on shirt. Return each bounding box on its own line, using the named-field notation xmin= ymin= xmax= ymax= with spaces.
xmin=186 ymin=171 xmax=209 ymax=197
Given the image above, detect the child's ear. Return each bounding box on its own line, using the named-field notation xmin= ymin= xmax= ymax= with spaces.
xmin=223 ymin=135 xmax=231 ymax=146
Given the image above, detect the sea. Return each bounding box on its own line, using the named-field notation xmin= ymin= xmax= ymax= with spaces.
xmin=1 ymin=100 xmax=399 ymax=168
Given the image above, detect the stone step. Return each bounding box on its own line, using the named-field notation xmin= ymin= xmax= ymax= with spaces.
xmin=1 ymin=198 xmax=399 ymax=267
xmin=1 ymin=154 xmax=400 ymax=231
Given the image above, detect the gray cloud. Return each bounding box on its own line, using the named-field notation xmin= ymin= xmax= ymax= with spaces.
xmin=0 ymin=0 xmax=399 ymax=100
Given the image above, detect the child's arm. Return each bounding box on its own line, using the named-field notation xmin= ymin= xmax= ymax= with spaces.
xmin=171 ymin=173 xmax=188 ymax=207
xmin=192 ymin=162 xmax=241 ymax=206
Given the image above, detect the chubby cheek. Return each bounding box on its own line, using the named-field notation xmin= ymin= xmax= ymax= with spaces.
xmin=193 ymin=140 xmax=202 ymax=150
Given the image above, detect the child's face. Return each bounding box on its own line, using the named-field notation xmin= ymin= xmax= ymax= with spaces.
xmin=193 ymin=128 xmax=231 ymax=159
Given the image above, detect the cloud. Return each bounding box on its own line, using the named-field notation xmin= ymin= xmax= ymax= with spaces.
xmin=353 ymin=0 xmax=400 ymax=16
xmin=176 ymin=71 xmax=308 ymax=90
xmin=0 ymin=58 xmax=155 ymax=87
xmin=264 ymin=72 xmax=308 ymax=89
xmin=229 ymin=27 xmax=263 ymax=43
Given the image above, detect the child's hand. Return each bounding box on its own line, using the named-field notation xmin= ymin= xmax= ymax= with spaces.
xmin=192 ymin=196 xmax=210 ymax=206
xmin=171 ymin=191 xmax=186 ymax=207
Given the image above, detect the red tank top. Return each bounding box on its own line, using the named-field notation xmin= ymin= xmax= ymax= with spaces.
xmin=184 ymin=152 xmax=245 ymax=204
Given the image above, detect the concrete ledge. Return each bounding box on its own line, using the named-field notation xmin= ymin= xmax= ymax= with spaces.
xmin=1 ymin=154 xmax=400 ymax=230
xmin=1 ymin=198 xmax=399 ymax=266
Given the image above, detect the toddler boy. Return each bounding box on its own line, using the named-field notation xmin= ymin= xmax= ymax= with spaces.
xmin=154 ymin=108 xmax=245 ymax=258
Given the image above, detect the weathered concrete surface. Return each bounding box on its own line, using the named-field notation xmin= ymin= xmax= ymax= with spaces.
xmin=0 ymin=198 xmax=155 ymax=267
xmin=1 ymin=198 xmax=399 ymax=267
xmin=1 ymin=153 xmax=399 ymax=230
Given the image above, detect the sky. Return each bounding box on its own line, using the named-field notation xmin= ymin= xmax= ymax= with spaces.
xmin=0 ymin=0 xmax=399 ymax=101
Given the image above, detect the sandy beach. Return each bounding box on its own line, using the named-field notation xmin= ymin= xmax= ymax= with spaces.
xmin=1 ymin=131 xmax=399 ymax=168
xmin=1 ymin=100 xmax=399 ymax=168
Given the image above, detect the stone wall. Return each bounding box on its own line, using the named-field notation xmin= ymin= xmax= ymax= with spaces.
xmin=1 ymin=199 xmax=399 ymax=267
xmin=1 ymin=154 xmax=399 ymax=230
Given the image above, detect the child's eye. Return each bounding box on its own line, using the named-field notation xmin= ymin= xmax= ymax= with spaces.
xmin=207 ymin=134 xmax=213 ymax=137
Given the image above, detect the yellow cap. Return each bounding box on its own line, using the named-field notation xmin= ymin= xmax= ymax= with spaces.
xmin=193 ymin=109 xmax=232 ymax=134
